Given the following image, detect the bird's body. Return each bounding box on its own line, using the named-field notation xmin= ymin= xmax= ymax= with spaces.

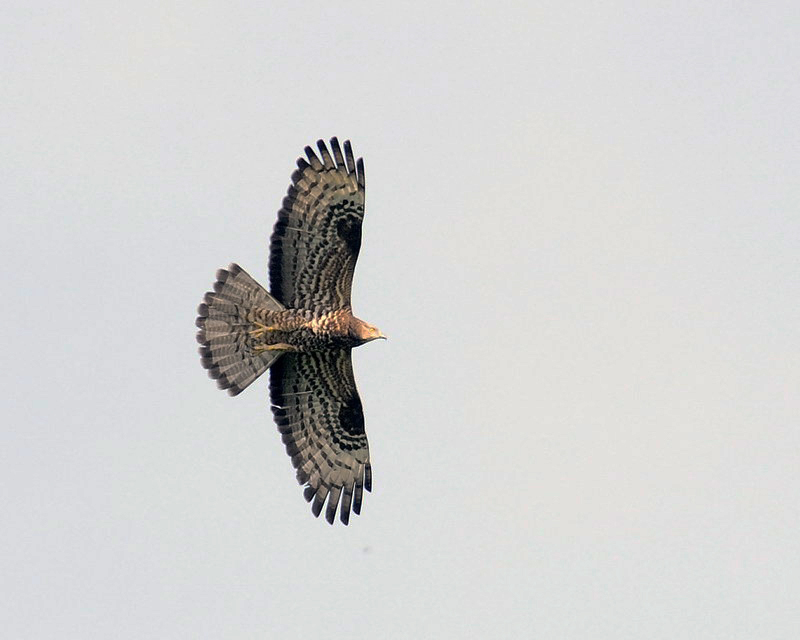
xmin=247 ymin=308 xmax=381 ymax=353
xmin=196 ymin=138 xmax=383 ymax=525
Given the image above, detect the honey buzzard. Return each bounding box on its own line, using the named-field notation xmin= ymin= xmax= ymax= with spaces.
xmin=196 ymin=138 xmax=384 ymax=525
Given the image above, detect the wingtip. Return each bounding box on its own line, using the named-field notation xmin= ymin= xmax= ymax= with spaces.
xmin=316 ymin=139 xmax=334 ymax=168
xmin=311 ymin=494 xmax=325 ymax=518
xmin=330 ymin=137 xmax=345 ymax=169
xmin=364 ymin=463 xmax=372 ymax=492
xmin=343 ymin=140 xmax=357 ymax=175
xmin=305 ymin=144 xmax=323 ymax=169
xmin=356 ymin=157 xmax=365 ymax=188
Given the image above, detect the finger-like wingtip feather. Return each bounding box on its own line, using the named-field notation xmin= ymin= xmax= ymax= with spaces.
xmin=330 ymin=137 xmax=345 ymax=169
xmin=356 ymin=157 xmax=365 ymax=189
xmin=325 ymin=486 xmax=342 ymax=525
xmin=343 ymin=140 xmax=355 ymax=174
xmin=340 ymin=482 xmax=354 ymax=525
xmin=305 ymin=145 xmax=323 ymax=170
xmin=311 ymin=486 xmax=328 ymax=518
xmin=364 ymin=463 xmax=372 ymax=492
xmin=317 ymin=139 xmax=334 ymax=168
xmin=353 ymin=474 xmax=364 ymax=515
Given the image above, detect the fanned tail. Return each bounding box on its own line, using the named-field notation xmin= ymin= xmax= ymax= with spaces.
xmin=196 ymin=263 xmax=285 ymax=396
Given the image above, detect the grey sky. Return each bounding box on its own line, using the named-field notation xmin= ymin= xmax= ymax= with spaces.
xmin=2 ymin=1 xmax=798 ymax=638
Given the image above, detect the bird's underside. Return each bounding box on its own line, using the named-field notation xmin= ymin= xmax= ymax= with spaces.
xmin=246 ymin=307 xmax=374 ymax=353
xmin=196 ymin=138 xmax=382 ymax=525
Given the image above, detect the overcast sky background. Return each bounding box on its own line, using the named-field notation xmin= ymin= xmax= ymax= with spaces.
xmin=2 ymin=2 xmax=799 ymax=638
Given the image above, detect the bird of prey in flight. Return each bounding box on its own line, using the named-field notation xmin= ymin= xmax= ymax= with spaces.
xmin=196 ymin=138 xmax=384 ymax=525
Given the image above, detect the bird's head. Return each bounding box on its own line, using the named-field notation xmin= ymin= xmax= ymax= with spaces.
xmin=349 ymin=316 xmax=386 ymax=344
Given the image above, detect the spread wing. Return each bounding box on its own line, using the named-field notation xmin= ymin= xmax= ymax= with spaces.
xmin=269 ymin=137 xmax=365 ymax=313
xmin=270 ymin=350 xmax=372 ymax=525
